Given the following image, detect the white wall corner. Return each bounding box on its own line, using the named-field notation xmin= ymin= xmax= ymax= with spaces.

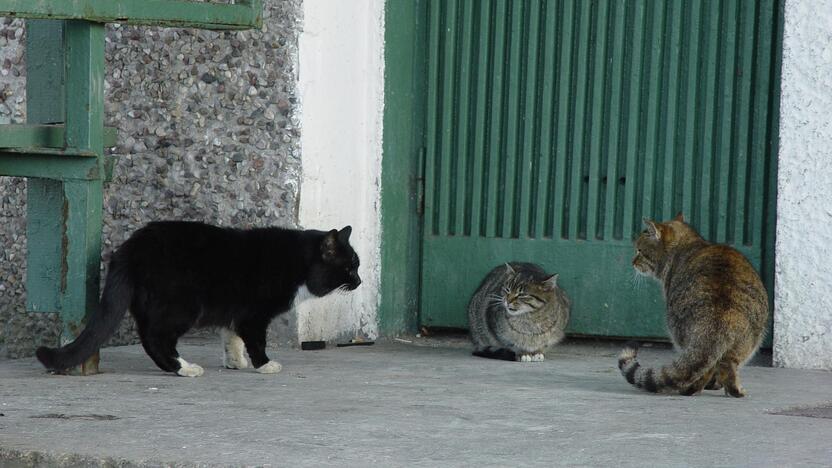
xmin=773 ymin=0 xmax=832 ymax=369
xmin=296 ymin=0 xmax=385 ymax=342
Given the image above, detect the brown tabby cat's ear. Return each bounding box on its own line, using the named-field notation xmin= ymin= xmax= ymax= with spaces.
xmin=643 ymin=218 xmax=661 ymax=240
xmin=322 ymin=229 xmax=339 ymax=259
xmin=544 ymin=273 xmax=559 ymax=289
xmin=504 ymin=263 xmax=516 ymax=275
xmin=673 ymin=212 xmax=685 ymax=223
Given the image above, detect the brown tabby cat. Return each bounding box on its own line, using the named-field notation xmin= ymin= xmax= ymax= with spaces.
xmin=618 ymin=214 xmax=768 ymax=397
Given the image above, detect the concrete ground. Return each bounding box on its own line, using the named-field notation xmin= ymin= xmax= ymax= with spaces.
xmin=0 ymin=336 xmax=831 ymax=467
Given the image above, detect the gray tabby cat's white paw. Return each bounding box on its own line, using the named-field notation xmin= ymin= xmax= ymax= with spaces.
xmin=518 ymin=353 xmax=545 ymax=362
xmin=256 ymin=361 xmax=283 ymax=374
xmin=176 ymin=358 xmax=204 ymax=377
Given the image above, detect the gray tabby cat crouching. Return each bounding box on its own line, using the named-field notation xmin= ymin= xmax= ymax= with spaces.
xmin=618 ymin=214 xmax=768 ymax=397
xmin=468 ymin=262 xmax=570 ymax=362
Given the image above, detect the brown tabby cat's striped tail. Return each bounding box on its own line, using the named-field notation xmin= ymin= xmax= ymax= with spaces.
xmin=617 ymin=341 xmax=724 ymax=394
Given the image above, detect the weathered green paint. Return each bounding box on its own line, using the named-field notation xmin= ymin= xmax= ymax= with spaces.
xmin=0 ymin=152 xmax=104 ymax=180
xmin=0 ymin=125 xmax=116 ymax=149
xmin=379 ymin=0 xmax=428 ymax=336
xmin=25 ymin=20 xmax=64 ymax=124
xmin=418 ymin=0 xmax=782 ymax=340
xmin=0 ymin=0 xmax=262 ymax=30
xmin=18 ymin=20 xmax=107 ymax=351
xmin=26 ymin=179 xmax=64 ymax=313
xmin=50 ymin=20 xmax=106 ymax=342
xmin=25 ymin=21 xmax=68 ymax=315
xmin=58 ymin=179 xmax=103 ymax=343
xmin=65 ymin=21 xmax=105 ymax=155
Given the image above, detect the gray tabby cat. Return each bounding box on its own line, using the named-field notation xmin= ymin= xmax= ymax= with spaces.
xmin=468 ymin=262 xmax=570 ymax=362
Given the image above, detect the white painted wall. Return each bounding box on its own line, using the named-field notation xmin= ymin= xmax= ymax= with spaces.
xmin=774 ymin=0 xmax=832 ymax=369
xmin=296 ymin=0 xmax=385 ymax=342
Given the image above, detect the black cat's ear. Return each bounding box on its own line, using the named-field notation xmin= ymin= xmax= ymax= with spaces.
xmin=544 ymin=273 xmax=559 ymax=288
xmin=673 ymin=212 xmax=685 ymax=223
xmin=504 ymin=263 xmax=516 ymax=276
xmin=643 ymin=218 xmax=661 ymax=240
xmin=338 ymin=225 xmax=352 ymax=243
xmin=322 ymin=229 xmax=339 ymax=259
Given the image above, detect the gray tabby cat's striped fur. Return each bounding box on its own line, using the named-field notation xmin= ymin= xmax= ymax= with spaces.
xmin=468 ymin=262 xmax=570 ymax=362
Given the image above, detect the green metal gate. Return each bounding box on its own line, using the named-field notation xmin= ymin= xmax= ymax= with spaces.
xmin=418 ymin=0 xmax=782 ymax=338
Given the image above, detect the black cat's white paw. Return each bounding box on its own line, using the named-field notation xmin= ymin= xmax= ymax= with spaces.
xmin=221 ymin=330 xmax=250 ymax=369
xmin=256 ymin=361 xmax=283 ymax=374
xmin=176 ymin=357 xmax=205 ymax=377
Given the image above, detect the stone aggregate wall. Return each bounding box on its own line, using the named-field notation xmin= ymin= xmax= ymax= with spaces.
xmin=0 ymin=0 xmax=303 ymax=358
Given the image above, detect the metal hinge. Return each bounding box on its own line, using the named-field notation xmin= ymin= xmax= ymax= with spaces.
xmin=416 ymin=146 xmax=426 ymax=216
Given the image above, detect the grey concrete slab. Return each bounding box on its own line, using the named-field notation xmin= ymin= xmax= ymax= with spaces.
xmin=0 ymin=337 xmax=831 ymax=467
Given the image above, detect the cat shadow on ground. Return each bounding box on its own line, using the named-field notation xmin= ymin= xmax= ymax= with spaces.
xmin=541 ymin=346 xmax=772 ymax=399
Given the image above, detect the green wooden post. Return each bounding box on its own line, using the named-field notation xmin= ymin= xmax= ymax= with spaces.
xmin=59 ymin=179 xmax=104 ymax=346
xmin=25 ymin=20 xmax=66 ymax=314
xmin=24 ymin=20 xmax=105 ymax=373
xmin=59 ymin=21 xmax=105 ymax=373
xmin=26 ymin=179 xmax=64 ymax=313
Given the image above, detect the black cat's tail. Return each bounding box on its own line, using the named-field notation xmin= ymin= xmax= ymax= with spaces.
xmin=36 ymin=258 xmax=133 ymax=371
xmin=472 ymin=347 xmax=517 ymax=361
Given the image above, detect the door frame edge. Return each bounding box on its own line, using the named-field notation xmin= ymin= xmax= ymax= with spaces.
xmin=379 ymin=0 xmax=428 ymax=336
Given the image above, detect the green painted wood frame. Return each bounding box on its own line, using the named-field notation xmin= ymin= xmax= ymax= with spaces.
xmin=0 ymin=0 xmax=262 ymax=30
xmin=22 ymin=21 xmax=107 ymax=348
xmin=379 ymin=0 xmax=428 ymax=335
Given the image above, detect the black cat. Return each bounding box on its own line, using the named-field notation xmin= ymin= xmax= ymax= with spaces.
xmin=36 ymin=221 xmax=361 ymax=376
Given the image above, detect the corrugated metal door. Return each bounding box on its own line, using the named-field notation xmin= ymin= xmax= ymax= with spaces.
xmin=419 ymin=0 xmax=782 ymax=338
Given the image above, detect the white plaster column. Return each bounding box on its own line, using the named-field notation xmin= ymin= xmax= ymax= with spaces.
xmin=296 ymin=0 xmax=385 ymax=342
xmin=774 ymin=0 xmax=832 ymax=369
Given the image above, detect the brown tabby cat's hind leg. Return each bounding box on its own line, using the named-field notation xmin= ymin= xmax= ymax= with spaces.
xmin=704 ymin=374 xmax=723 ymax=390
xmin=680 ymin=368 xmax=717 ymax=396
xmin=717 ymin=360 xmax=746 ymax=398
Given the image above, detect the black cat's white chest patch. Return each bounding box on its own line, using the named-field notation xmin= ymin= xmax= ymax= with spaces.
xmin=294 ymin=285 xmax=315 ymax=306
